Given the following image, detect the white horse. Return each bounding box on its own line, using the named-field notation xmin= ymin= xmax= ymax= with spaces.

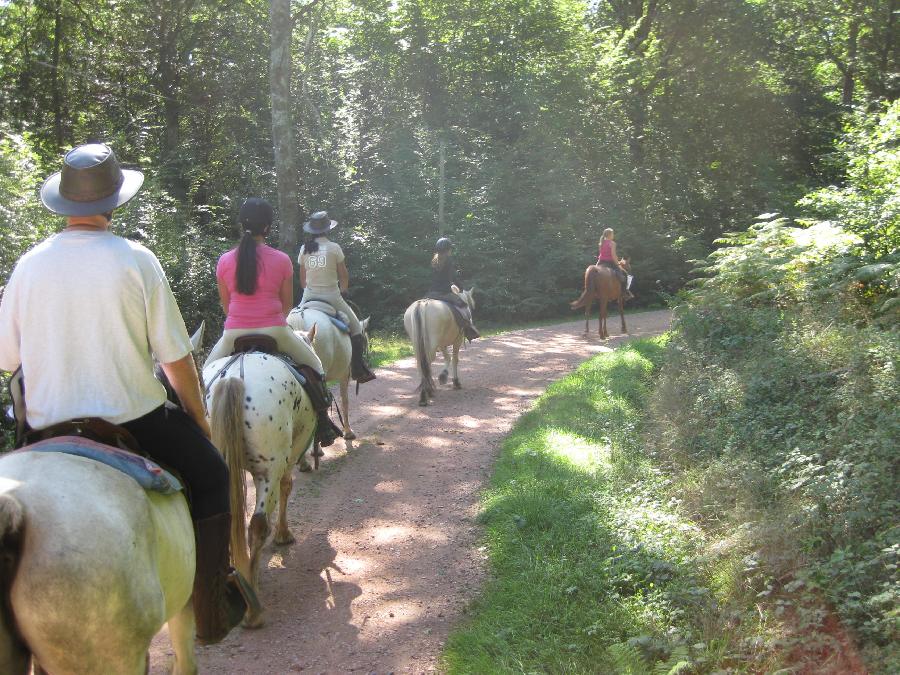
xmin=202 ymin=327 xmax=318 ymax=627
xmin=0 ymin=328 xmax=209 ymax=675
xmin=0 ymin=453 xmax=196 ymax=675
xmin=404 ymin=287 xmax=476 ymax=407
xmin=287 ymin=305 xmax=370 ymax=442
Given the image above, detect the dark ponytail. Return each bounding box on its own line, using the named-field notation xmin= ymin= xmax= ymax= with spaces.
xmin=235 ymin=198 xmax=274 ymax=295
xmin=236 ymin=232 xmax=259 ymax=295
xmin=303 ymin=232 xmax=320 ymax=255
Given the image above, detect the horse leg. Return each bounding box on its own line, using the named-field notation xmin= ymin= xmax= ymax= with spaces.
xmin=247 ymin=474 xmax=273 ymax=594
xmin=438 ymin=347 xmax=450 ymax=385
xmin=168 ymin=599 xmax=198 ymax=675
xmin=619 ymin=295 xmax=627 ymax=334
xmin=584 ymin=299 xmax=590 ymax=334
xmin=273 ymin=469 xmax=296 ymax=545
xmin=451 ymin=340 xmax=462 ymax=389
xmin=340 ymin=375 xmax=355 ymax=442
xmin=599 ymin=298 xmax=609 ymax=339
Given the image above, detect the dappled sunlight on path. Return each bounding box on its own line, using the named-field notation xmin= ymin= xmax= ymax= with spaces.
xmin=148 ymin=311 xmax=671 ymax=674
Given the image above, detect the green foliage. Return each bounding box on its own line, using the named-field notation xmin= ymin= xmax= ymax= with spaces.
xmin=651 ymin=105 xmax=900 ymax=670
xmin=800 ymin=100 xmax=900 ymax=260
xmin=4 ymin=0 xmax=884 ymax=329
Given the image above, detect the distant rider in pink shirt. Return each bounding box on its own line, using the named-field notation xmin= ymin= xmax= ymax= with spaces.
xmin=596 ymin=227 xmax=633 ymax=300
xmin=204 ymin=198 xmax=341 ymax=446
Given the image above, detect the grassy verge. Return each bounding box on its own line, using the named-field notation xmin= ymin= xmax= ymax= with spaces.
xmin=444 ymin=336 xmax=718 ymax=673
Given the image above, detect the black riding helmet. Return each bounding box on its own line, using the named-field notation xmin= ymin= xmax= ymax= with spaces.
xmin=435 ymin=237 xmax=453 ymax=252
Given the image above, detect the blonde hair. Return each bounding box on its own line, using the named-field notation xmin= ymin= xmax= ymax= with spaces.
xmin=432 ymin=251 xmax=449 ymax=269
xmin=602 ymin=228 xmax=615 ymax=240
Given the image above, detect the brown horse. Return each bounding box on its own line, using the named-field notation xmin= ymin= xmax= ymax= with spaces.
xmin=570 ymin=260 xmax=630 ymax=338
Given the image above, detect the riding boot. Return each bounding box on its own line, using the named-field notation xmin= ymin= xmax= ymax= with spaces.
xmin=296 ymin=365 xmax=343 ymax=447
xmin=192 ymin=513 xmax=261 ymax=645
xmin=350 ymin=334 xmax=377 ymax=383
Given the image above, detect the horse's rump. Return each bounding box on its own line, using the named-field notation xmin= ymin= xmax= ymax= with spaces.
xmin=571 ymin=265 xmax=619 ymax=309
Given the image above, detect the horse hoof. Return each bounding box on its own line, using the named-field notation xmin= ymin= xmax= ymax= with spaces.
xmin=274 ymin=532 xmax=296 ymax=546
xmin=438 ymin=371 xmax=448 ymax=385
xmin=297 ymin=457 xmax=312 ymax=472
xmin=418 ymin=395 xmax=428 ymax=406
xmin=344 ymin=430 xmax=357 ymax=441
xmin=452 ymin=379 xmax=462 ymax=390
xmin=242 ymin=609 xmax=265 ymax=630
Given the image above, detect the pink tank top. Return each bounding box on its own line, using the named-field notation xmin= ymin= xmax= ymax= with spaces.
xmin=216 ymin=244 xmax=294 ymax=329
xmin=598 ymin=239 xmax=614 ymax=261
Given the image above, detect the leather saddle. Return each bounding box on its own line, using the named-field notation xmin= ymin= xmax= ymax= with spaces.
xmin=203 ymin=333 xmax=310 ymax=394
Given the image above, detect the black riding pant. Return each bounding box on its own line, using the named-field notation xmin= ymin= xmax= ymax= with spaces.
xmin=121 ymin=403 xmax=229 ymax=520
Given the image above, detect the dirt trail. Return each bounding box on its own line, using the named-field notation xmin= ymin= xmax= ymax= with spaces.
xmin=150 ymin=310 xmax=671 ymax=674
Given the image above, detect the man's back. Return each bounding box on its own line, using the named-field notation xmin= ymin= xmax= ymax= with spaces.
xmin=0 ymin=229 xmax=190 ymax=428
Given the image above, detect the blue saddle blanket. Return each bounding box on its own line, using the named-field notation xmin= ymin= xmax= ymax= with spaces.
xmin=20 ymin=436 xmax=184 ymax=494
xmin=295 ymin=302 xmax=351 ymax=334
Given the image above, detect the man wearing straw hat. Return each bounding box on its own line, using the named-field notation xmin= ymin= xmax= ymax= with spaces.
xmin=0 ymin=143 xmax=257 ymax=644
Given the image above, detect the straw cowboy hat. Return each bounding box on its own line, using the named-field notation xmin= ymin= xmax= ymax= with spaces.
xmin=40 ymin=143 xmax=144 ymax=216
xmin=302 ymin=211 xmax=338 ymax=235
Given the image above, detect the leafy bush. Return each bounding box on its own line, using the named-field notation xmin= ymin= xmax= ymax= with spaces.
xmin=650 ymin=102 xmax=899 ymax=671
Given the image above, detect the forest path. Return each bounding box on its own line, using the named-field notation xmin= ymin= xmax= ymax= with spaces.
xmin=149 ymin=310 xmax=672 ymax=674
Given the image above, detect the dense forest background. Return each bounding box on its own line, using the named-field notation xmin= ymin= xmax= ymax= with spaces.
xmin=1 ymin=0 xmax=895 ymax=331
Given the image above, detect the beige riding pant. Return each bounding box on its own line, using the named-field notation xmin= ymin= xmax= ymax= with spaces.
xmin=203 ymin=325 xmax=324 ymax=375
xmin=300 ymin=289 xmax=361 ymax=335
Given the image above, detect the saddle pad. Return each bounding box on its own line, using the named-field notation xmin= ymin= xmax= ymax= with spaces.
xmin=296 ymin=302 xmax=351 ymax=333
xmin=19 ymin=436 xmax=183 ymax=494
xmin=329 ymin=316 xmax=350 ymax=334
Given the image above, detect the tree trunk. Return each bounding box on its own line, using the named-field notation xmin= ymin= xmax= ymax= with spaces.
xmin=841 ymin=16 xmax=860 ymax=105
xmin=51 ymin=0 xmax=64 ymax=149
xmin=269 ymin=0 xmax=301 ymax=254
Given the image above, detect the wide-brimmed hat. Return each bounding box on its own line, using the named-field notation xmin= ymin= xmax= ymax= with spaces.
xmin=40 ymin=143 xmax=144 ymax=216
xmin=302 ymin=211 xmax=338 ymax=234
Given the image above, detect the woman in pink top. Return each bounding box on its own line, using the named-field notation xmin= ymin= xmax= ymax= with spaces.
xmin=204 ymin=198 xmax=341 ymax=446
xmin=596 ymin=228 xmax=633 ymax=300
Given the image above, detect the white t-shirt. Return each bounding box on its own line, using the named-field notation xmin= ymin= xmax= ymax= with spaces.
xmin=298 ymin=237 xmax=344 ymax=292
xmin=0 ymin=230 xmax=192 ymax=428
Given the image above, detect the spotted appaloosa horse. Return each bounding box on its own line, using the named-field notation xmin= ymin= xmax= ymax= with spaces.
xmin=0 ymin=451 xmax=196 ymax=675
xmin=404 ymin=287 xmax=476 ymax=407
xmin=570 ymin=262 xmax=630 ymax=339
xmin=202 ymin=326 xmax=318 ymax=627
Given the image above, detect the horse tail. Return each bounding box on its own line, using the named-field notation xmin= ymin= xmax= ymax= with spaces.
xmin=0 ymin=494 xmax=29 ymax=673
xmin=210 ymin=377 xmax=251 ymax=580
xmin=413 ymin=302 xmax=435 ymax=397
xmin=570 ymin=267 xmax=594 ymax=309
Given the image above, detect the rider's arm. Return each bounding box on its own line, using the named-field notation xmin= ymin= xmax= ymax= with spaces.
xmin=337 ymin=261 xmax=349 ymax=293
xmin=609 ymin=241 xmax=625 ymax=270
xmin=280 ymin=275 xmax=294 ymax=317
xmin=160 ymin=354 xmax=212 ymax=439
xmin=217 ymin=277 xmax=230 ymax=315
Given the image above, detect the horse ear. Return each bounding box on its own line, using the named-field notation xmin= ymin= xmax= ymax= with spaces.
xmin=361 ymin=316 xmax=370 ymax=332
xmin=190 ymin=321 xmax=205 ymax=353
xmin=308 ymin=323 xmax=317 ymax=342
xmin=469 ymin=285 xmax=476 ymax=295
